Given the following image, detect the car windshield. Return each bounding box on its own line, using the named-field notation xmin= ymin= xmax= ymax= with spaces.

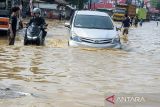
xmin=74 ymin=15 xmax=114 ymax=29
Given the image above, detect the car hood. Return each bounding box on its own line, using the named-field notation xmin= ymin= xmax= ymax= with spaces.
xmin=72 ymin=27 xmax=117 ymax=39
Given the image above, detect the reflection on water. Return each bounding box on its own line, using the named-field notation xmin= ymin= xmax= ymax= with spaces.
xmin=0 ymin=21 xmax=159 ymax=107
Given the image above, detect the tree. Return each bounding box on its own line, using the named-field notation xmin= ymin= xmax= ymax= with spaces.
xmin=150 ymin=0 xmax=160 ymax=9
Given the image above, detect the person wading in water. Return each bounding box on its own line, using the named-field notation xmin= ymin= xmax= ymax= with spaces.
xmin=121 ymin=14 xmax=131 ymax=42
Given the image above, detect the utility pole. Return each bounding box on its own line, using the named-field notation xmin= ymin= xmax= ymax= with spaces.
xmin=77 ymin=0 xmax=79 ymax=9
xmin=89 ymin=0 xmax=92 ymax=10
xmin=115 ymin=0 xmax=118 ymax=7
xmin=90 ymin=0 xmax=92 ymax=10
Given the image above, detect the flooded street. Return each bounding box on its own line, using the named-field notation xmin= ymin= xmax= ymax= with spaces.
xmin=0 ymin=20 xmax=159 ymax=107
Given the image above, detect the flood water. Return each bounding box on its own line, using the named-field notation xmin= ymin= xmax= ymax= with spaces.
xmin=0 ymin=20 xmax=159 ymax=107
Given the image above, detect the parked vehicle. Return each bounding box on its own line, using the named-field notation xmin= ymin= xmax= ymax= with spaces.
xmin=112 ymin=4 xmax=136 ymax=21
xmin=0 ymin=0 xmax=22 ymax=34
xmin=0 ymin=0 xmax=11 ymax=32
xmin=65 ymin=10 xmax=121 ymax=48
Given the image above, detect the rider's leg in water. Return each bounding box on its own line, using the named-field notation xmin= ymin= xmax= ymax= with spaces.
xmin=42 ymin=29 xmax=47 ymax=39
xmin=9 ymin=32 xmax=16 ymax=45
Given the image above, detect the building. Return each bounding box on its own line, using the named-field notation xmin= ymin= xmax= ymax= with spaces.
xmin=88 ymin=0 xmax=115 ymax=10
xmin=32 ymin=0 xmax=67 ymax=19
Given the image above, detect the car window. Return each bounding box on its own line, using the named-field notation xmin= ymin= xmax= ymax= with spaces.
xmin=74 ymin=14 xmax=114 ymax=29
xmin=0 ymin=2 xmax=6 ymax=9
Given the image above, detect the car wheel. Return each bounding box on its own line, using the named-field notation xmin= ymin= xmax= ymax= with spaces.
xmin=24 ymin=39 xmax=28 ymax=45
xmin=24 ymin=35 xmax=28 ymax=45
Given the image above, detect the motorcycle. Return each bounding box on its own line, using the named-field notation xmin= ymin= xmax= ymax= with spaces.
xmin=24 ymin=23 xmax=47 ymax=46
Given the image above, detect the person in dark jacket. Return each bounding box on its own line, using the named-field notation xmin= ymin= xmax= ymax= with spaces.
xmin=9 ymin=6 xmax=20 ymax=45
xmin=122 ymin=14 xmax=130 ymax=35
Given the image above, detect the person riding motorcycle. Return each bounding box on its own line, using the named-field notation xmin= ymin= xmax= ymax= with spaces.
xmin=28 ymin=8 xmax=47 ymax=39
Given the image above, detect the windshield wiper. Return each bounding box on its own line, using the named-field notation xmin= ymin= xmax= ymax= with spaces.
xmin=91 ymin=27 xmax=114 ymax=30
xmin=75 ymin=26 xmax=113 ymax=30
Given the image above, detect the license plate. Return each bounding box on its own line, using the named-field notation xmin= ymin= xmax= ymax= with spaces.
xmin=0 ymin=21 xmax=8 ymax=25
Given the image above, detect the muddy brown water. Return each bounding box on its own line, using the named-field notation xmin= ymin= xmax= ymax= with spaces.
xmin=0 ymin=21 xmax=159 ymax=107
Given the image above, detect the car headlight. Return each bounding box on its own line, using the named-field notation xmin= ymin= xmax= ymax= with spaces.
xmin=71 ymin=33 xmax=81 ymax=42
xmin=112 ymin=34 xmax=120 ymax=43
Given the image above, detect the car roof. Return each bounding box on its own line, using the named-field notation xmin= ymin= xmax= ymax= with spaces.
xmin=76 ymin=10 xmax=109 ymax=17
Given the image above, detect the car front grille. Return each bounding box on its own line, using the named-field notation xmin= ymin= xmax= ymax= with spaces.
xmin=80 ymin=37 xmax=113 ymax=44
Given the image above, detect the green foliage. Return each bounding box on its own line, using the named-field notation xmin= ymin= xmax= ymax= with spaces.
xmin=150 ymin=0 xmax=160 ymax=9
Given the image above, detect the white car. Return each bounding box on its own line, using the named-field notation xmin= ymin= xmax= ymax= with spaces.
xmin=65 ymin=10 xmax=121 ymax=48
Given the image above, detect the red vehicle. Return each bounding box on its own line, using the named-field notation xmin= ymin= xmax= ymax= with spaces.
xmin=0 ymin=0 xmax=11 ymax=32
xmin=0 ymin=0 xmax=22 ymax=34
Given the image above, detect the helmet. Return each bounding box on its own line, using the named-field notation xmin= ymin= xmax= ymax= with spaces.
xmin=33 ymin=8 xmax=41 ymax=15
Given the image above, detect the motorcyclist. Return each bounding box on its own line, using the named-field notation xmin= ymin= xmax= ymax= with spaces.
xmin=28 ymin=8 xmax=47 ymax=39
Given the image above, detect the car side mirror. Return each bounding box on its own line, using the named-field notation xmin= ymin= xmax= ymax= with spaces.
xmin=64 ymin=22 xmax=70 ymax=28
xmin=116 ymin=27 xmax=121 ymax=31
